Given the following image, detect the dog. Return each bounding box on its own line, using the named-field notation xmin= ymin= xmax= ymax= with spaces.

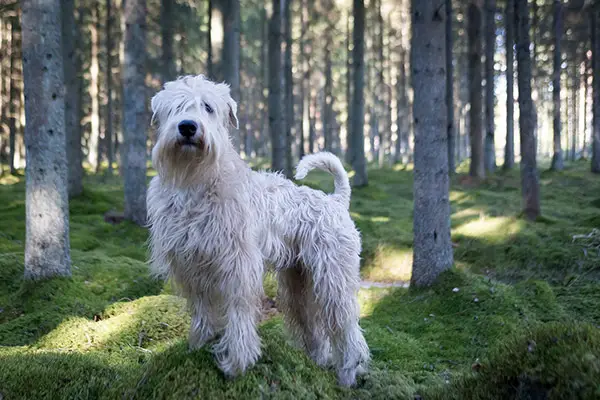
xmin=146 ymin=75 xmax=370 ymax=387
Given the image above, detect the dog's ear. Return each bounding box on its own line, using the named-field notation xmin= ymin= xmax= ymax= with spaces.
xmin=227 ymin=98 xmax=239 ymax=130
xmin=150 ymin=92 xmax=164 ymax=126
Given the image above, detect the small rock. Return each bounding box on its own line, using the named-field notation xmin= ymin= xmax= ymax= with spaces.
xmin=429 ymin=313 xmax=435 ymax=317
xmin=473 ymin=297 xmax=479 ymax=303
xmin=474 ymin=315 xmax=479 ymax=320
xmin=452 ymin=287 xmax=460 ymax=293
xmin=527 ymin=340 xmax=536 ymax=353
xmin=424 ymin=318 xmax=429 ymax=322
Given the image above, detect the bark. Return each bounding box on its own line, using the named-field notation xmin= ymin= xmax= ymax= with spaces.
xmin=515 ymin=0 xmax=541 ymax=220
xmin=21 ymin=0 xmax=71 ymax=279
xmin=468 ymin=0 xmax=485 ymax=178
xmin=8 ymin=18 xmax=18 ymax=175
xmin=351 ymin=0 xmax=367 ymax=187
xmin=299 ymin=0 xmax=308 ymax=160
xmin=88 ymin=4 xmax=100 ymax=171
xmin=550 ymin=0 xmax=563 ymax=170
xmin=376 ymin=0 xmax=386 ymax=166
xmin=269 ymin=0 xmax=286 ymax=173
xmin=345 ymin=10 xmax=352 ymax=163
xmin=504 ymin=0 xmax=515 ymax=169
xmin=591 ymin=5 xmax=600 ymax=173
xmin=105 ymin=0 xmax=114 ymax=175
xmin=207 ymin=0 xmax=213 ymax=79
xmin=484 ymin=0 xmax=496 ymax=172
xmin=160 ymin=0 xmax=176 ymax=83
xmin=222 ymin=0 xmax=241 ymax=152
xmin=446 ymin=0 xmax=455 ymax=174
xmin=283 ymin=0 xmax=294 ymax=176
xmin=571 ymin=61 xmax=578 ymax=161
xmin=410 ymin=0 xmax=453 ymax=287
xmin=62 ymin=0 xmax=83 ymax=195
xmin=122 ymin=0 xmax=148 ymax=225
xmin=323 ymin=25 xmax=333 ymax=152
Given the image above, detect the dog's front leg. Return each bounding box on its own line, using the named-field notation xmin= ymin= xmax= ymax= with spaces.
xmin=211 ymin=251 xmax=263 ymax=377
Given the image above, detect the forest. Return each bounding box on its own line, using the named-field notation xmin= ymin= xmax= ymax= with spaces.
xmin=1 ymin=0 xmax=600 ymax=398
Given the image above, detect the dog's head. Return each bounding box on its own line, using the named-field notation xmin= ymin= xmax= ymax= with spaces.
xmin=150 ymin=75 xmax=239 ymax=186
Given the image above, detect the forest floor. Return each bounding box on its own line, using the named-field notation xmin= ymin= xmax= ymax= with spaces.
xmin=1 ymin=160 xmax=600 ymax=399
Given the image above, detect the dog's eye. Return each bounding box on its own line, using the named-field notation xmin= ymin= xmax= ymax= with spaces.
xmin=204 ymin=103 xmax=214 ymax=114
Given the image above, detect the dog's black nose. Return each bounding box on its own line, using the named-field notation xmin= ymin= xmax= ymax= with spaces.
xmin=178 ymin=120 xmax=198 ymax=138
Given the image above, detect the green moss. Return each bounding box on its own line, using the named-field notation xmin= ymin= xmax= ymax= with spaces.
xmin=1 ymin=162 xmax=600 ymax=398
xmin=428 ymin=322 xmax=600 ymax=400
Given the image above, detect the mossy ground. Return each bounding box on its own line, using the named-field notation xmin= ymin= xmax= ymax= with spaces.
xmin=1 ymin=161 xmax=599 ymax=399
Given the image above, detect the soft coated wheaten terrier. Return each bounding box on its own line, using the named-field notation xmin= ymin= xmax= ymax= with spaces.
xmin=146 ymin=75 xmax=369 ymax=387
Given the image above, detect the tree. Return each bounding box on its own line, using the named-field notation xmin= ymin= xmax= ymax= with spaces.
xmin=105 ymin=0 xmax=115 ymax=176
xmin=122 ymin=0 xmax=148 ymax=225
xmin=283 ymin=0 xmax=294 ymax=176
xmin=484 ymin=0 xmax=496 ymax=172
xmin=446 ymin=0 xmax=455 ymax=174
xmin=160 ymin=0 xmax=176 ymax=83
xmin=504 ymin=0 xmax=515 ymax=169
xmin=468 ymin=0 xmax=485 ymax=178
xmin=350 ymin=0 xmax=368 ymax=187
xmin=269 ymin=0 xmax=287 ymax=174
xmin=515 ymin=0 xmax=541 ymax=220
xmin=207 ymin=0 xmax=213 ymax=79
xmin=61 ymin=0 xmax=83 ymax=196
xmin=8 ymin=15 xmax=20 ymax=175
xmin=222 ymin=0 xmax=241 ymax=152
xmin=410 ymin=0 xmax=453 ymax=287
xmin=550 ymin=0 xmax=563 ymax=170
xmin=21 ymin=0 xmax=71 ymax=279
xmin=89 ymin=3 xmax=100 ymax=171
xmin=592 ymin=3 xmax=600 ymax=173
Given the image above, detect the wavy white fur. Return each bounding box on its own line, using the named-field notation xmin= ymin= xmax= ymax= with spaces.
xmin=146 ymin=75 xmax=370 ymax=387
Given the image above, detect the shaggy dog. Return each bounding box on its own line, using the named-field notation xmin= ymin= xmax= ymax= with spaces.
xmin=146 ymin=75 xmax=370 ymax=387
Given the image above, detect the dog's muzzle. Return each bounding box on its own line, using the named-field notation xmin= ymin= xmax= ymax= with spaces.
xmin=176 ymin=120 xmax=204 ymax=149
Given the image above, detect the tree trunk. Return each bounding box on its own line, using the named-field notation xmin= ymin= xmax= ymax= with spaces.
xmin=283 ymin=0 xmax=294 ymax=176
xmin=410 ymin=0 xmax=453 ymax=288
xmin=504 ymin=0 xmax=515 ymax=169
xmin=468 ymin=0 xmax=485 ymax=178
xmin=591 ymin=5 xmax=600 ymax=173
xmin=350 ymin=0 xmax=367 ymax=186
xmin=8 ymin=17 xmax=18 ymax=175
xmin=299 ymin=0 xmax=308 ymax=160
xmin=376 ymin=0 xmax=386 ymax=166
xmin=550 ymin=0 xmax=563 ymax=170
xmin=89 ymin=4 xmax=100 ymax=171
xmin=207 ymin=0 xmax=213 ymax=79
xmin=222 ymin=0 xmax=241 ymax=152
xmin=515 ymin=0 xmax=541 ymax=220
xmin=484 ymin=0 xmax=496 ymax=172
xmin=21 ymin=0 xmax=71 ymax=279
xmin=446 ymin=0 xmax=455 ymax=174
xmin=122 ymin=0 xmax=148 ymax=225
xmin=105 ymin=0 xmax=114 ymax=176
xmin=161 ymin=0 xmax=176 ymax=83
xmin=345 ymin=10 xmax=352 ymax=163
xmin=571 ymin=61 xmax=578 ymax=161
xmin=269 ymin=0 xmax=286 ymax=173
xmin=62 ymin=1 xmax=83 ymax=194
xmin=323 ymin=25 xmax=333 ymax=152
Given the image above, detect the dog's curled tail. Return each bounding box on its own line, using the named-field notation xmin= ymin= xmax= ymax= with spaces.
xmin=294 ymin=152 xmax=351 ymax=208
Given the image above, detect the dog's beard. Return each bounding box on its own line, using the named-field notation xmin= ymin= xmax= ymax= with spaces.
xmin=153 ymin=136 xmax=215 ymax=188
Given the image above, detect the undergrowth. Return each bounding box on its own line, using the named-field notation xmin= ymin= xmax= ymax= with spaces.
xmin=0 ymin=161 xmax=599 ymax=399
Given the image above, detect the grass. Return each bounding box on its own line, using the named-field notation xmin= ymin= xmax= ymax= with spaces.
xmin=1 ymin=160 xmax=600 ymax=399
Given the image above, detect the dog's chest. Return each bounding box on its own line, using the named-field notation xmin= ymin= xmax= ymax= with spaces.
xmin=152 ymin=193 xmax=242 ymax=264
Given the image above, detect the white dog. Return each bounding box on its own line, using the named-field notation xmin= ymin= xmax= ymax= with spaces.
xmin=146 ymin=75 xmax=370 ymax=387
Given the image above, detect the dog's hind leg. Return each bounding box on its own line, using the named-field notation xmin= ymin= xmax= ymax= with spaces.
xmin=211 ymin=251 xmax=263 ymax=377
xmin=309 ymin=252 xmax=370 ymax=387
xmin=277 ymin=264 xmax=331 ymax=367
